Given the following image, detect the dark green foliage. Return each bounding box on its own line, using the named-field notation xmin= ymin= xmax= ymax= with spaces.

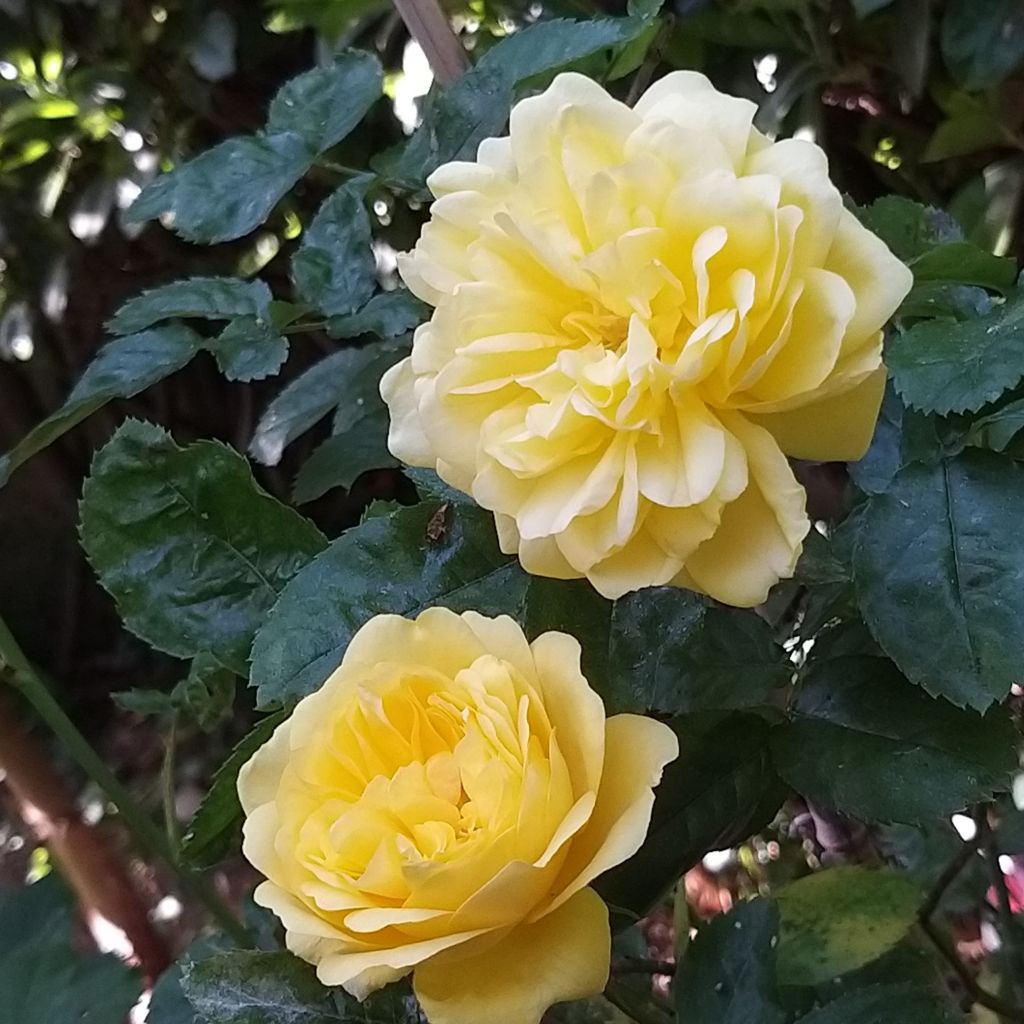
xmin=182 ymin=951 xmax=417 ymax=1024
xmin=0 ymin=875 xmax=141 ymax=1024
xmin=130 ymin=53 xmax=382 ymax=242
xmin=80 ymin=420 xmax=326 ymax=674
xmin=675 ymin=900 xmax=785 ymax=1024
xmin=597 ymin=714 xmax=785 ymax=917
xmin=249 ymin=496 xmax=517 ymax=706
xmin=854 ymin=453 xmax=1024 ymax=710
xmin=889 ymin=290 xmax=1024 ymax=414
xmin=180 ymin=712 xmax=287 ymax=867
xmin=292 ymin=182 xmax=376 ymax=317
xmin=771 ymin=657 xmax=1017 ymax=822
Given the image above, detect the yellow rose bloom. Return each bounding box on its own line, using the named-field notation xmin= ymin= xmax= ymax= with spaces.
xmin=381 ymin=72 xmax=912 ymax=606
xmin=238 ymin=607 xmax=678 ymax=1024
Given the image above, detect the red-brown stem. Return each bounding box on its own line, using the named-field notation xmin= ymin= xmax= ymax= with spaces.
xmin=391 ymin=0 xmax=469 ymax=85
xmin=0 ymin=693 xmax=171 ymax=984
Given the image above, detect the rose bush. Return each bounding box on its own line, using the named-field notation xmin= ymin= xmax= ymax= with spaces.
xmin=238 ymin=607 xmax=678 ymax=1024
xmin=382 ymin=71 xmax=913 ymax=606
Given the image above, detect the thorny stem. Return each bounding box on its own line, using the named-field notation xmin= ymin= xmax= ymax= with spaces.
xmin=0 ymin=615 xmax=251 ymax=948
xmin=915 ymin=810 xmax=1024 ymax=1022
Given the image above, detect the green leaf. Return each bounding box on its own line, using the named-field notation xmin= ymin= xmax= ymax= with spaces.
xmin=183 ymin=951 xmax=332 ymax=1024
xmin=606 ymin=590 xmax=790 ymax=715
xmin=249 ymin=343 xmax=404 ymax=467
xmin=107 ymin=277 xmax=271 ymax=335
xmin=0 ymin=876 xmax=141 ymax=1024
xmin=180 ymin=711 xmax=286 ymax=867
xmin=889 ymin=290 xmax=1024 ymax=415
xmin=0 ymin=874 xmax=73 ymax=957
xmin=213 ymin=316 xmax=289 ymax=382
xmin=793 ymin=530 xmax=850 ymax=586
xmin=149 ymin=937 xmax=230 ymax=1024
xmin=113 ymin=654 xmax=237 ymax=729
xmin=381 ymin=17 xmax=649 ymax=185
xmin=250 ymin=497 xmax=518 ymax=706
xmin=854 ymin=452 xmax=1024 ymax=710
xmin=675 ymin=900 xmax=785 ymax=1024
xmin=177 ymin=653 xmax=238 ymax=731
xmin=857 ymin=196 xmax=1013 ymax=294
xmin=521 ymin=577 xmax=613 ymax=692
xmin=112 ymin=688 xmax=179 ymax=715
xmin=964 ymin=395 xmax=1024 ymax=452
xmin=129 ymin=132 xmax=313 ymax=244
xmin=182 ymin=951 xmax=413 ymax=1024
xmin=596 ymin=713 xmax=784 ymax=917
xmin=289 ymin=339 xmax=407 ymax=502
xmin=327 ymin=289 xmax=429 ymax=339
xmin=520 ymin=583 xmax=789 ymax=716
xmin=266 ymin=51 xmax=382 ymax=155
xmin=249 ymin=350 xmax=354 ymax=465
xmin=855 ymin=196 xmax=961 ymax=263
xmin=292 ymin=183 xmax=375 ymax=317
xmin=896 ymin=281 xmax=993 ymax=322
xmin=0 ymin=945 xmax=141 ymax=1024
xmin=292 ymin=426 xmax=397 ymax=504
xmin=922 ymin=109 xmax=1005 ymax=163
xmin=775 ymin=867 xmax=921 ymax=986
xmin=941 ymin=0 xmax=1024 ymax=89
xmin=131 ymin=52 xmax=382 ymax=244
xmin=771 ymin=656 xmax=1017 ymax=822
xmin=797 ymin=983 xmax=961 ymax=1024
xmin=80 ymin=420 xmax=327 ymax=674
xmin=0 ymin=324 xmax=204 ymax=487
xmin=910 ymin=241 xmax=1016 ymax=293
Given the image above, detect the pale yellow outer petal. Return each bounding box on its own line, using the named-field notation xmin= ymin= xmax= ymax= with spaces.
xmin=544 ymin=713 xmax=679 ymax=916
xmin=380 ymin=356 xmax=434 ymax=467
xmin=338 ymin=607 xmax=491 ymax=681
xmin=749 ymin=365 xmax=887 ymax=461
xmin=529 ymin=631 xmax=607 ymax=796
xmin=634 ymin=71 xmax=758 ymax=169
xmin=825 ymin=208 xmax=914 ymax=343
xmin=413 ymin=887 xmax=611 ymax=1024
xmin=237 ymin=715 xmax=293 ymax=815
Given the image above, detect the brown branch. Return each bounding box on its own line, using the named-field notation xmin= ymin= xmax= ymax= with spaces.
xmin=982 ymin=812 xmax=1024 ymax=1009
xmin=915 ymin=812 xmax=1024 ymax=1022
xmin=391 ymin=0 xmax=469 ymax=86
xmin=0 ymin=692 xmax=171 ymax=984
xmin=917 ymin=917 xmax=1024 ymax=1022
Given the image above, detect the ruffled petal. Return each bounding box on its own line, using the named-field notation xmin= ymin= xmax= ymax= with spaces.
xmin=683 ymin=412 xmax=809 ymax=606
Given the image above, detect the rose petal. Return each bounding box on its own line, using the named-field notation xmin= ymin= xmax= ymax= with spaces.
xmin=414 ymin=887 xmax=610 ymax=1024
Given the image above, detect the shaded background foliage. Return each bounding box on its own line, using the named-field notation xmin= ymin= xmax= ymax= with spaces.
xmin=4 ymin=0 xmax=1024 ymax=727
xmin=3 ymin=1 xmax=1024 ymax=1022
